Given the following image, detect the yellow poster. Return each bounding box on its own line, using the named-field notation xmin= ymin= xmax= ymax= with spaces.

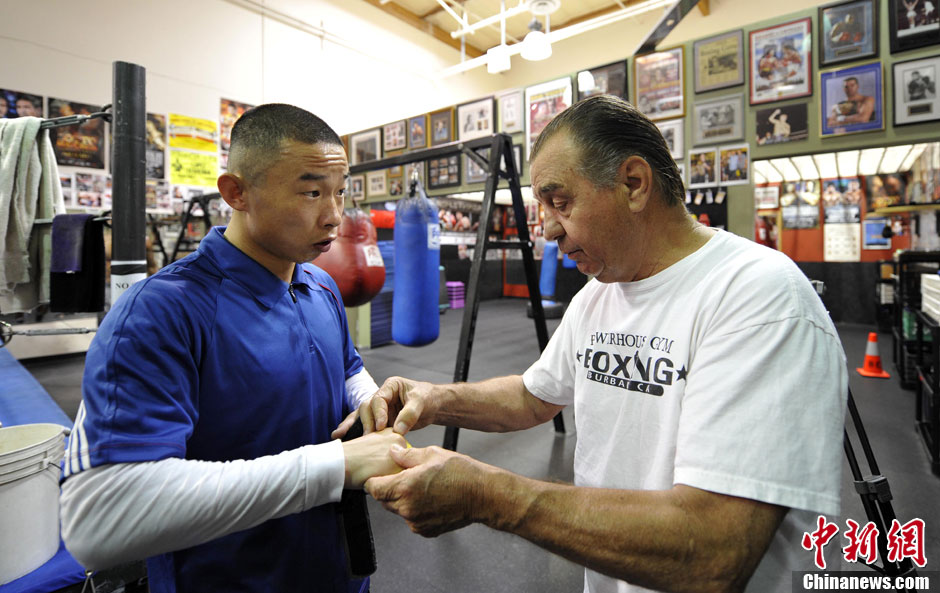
xmin=170 ymin=150 xmax=219 ymax=187
xmin=169 ymin=113 xmax=219 ymax=152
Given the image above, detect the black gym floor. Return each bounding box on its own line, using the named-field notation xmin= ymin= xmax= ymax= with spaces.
xmin=22 ymin=298 xmax=940 ymax=592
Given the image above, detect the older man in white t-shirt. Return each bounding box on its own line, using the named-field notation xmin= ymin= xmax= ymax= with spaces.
xmin=352 ymin=95 xmax=847 ymax=593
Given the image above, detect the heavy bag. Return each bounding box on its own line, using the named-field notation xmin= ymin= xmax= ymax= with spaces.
xmin=392 ymin=181 xmax=440 ymax=346
xmin=540 ymin=241 xmax=560 ymax=300
xmin=314 ymin=208 xmax=386 ymax=307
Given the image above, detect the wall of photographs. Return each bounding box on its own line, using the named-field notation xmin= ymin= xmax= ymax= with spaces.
xmin=346 ymin=0 xmax=940 ymax=267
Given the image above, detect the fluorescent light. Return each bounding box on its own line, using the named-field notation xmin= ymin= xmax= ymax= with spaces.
xmin=879 ymin=145 xmax=912 ymax=174
xmin=753 ymin=160 xmax=782 ymax=183
xmin=770 ymin=158 xmax=801 ymax=182
xmin=813 ymin=153 xmax=838 ymax=179
xmin=486 ymin=44 xmax=511 ymax=73
xmin=790 ymin=155 xmax=819 ymax=181
xmin=753 ymin=168 xmax=767 ymax=184
xmin=858 ymin=147 xmax=884 ymax=176
xmin=901 ymin=143 xmax=929 ymax=171
xmin=836 ymin=150 xmax=860 ymax=178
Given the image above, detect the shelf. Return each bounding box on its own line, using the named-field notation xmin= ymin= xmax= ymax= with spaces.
xmin=872 ymin=203 xmax=940 ymax=216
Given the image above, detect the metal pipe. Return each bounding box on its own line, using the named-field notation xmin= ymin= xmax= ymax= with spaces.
xmin=110 ymin=61 xmax=148 ymax=304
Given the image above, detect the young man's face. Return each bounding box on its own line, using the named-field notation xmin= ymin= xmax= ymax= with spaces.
xmin=239 ymin=140 xmax=348 ymax=267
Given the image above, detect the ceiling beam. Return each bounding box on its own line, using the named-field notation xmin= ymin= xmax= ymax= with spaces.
xmin=421 ymin=0 xmax=464 ymax=19
xmin=361 ymin=0 xmax=484 ymax=58
xmin=698 ymin=0 xmax=710 ymax=16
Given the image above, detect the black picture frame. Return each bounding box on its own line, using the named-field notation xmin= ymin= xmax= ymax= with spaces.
xmin=428 ymin=153 xmax=461 ymax=189
xmin=576 ymin=60 xmax=628 ymax=101
xmin=889 ymin=0 xmax=940 ymax=54
xmin=892 ymin=54 xmax=940 ymax=126
xmin=818 ymin=0 xmax=879 ymax=67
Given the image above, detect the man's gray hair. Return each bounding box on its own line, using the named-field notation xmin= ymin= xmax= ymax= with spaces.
xmin=530 ymin=95 xmax=685 ymax=207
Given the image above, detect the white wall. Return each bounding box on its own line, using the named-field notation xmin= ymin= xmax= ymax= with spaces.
xmin=0 ymin=0 xmax=827 ymax=139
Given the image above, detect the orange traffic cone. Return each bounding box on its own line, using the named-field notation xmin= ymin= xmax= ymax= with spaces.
xmin=856 ymin=332 xmax=891 ymax=379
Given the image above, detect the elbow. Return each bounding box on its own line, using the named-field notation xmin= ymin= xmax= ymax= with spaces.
xmin=60 ymin=477 xmax=122 ymax=571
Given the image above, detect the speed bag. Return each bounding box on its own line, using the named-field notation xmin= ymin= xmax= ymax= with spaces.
xmin=314 ymin=208 xmax=386 ymax=307
xmin=392 ymin=186 xmax=441 ymax=347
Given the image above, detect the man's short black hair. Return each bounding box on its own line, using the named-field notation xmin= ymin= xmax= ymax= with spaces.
xmin=228 ymin=103 xmax=342 ymax=185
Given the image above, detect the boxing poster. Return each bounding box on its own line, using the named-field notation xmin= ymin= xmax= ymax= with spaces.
xmin=220 ymin=98 xmax=253 ymax=153
xmin=781 ymin=181 xmax=820 ymax=229
xmin=48 ymin=98 xmax=106 ymax=169
xmin=0 ymin=89 xmax=43 ymax=118
xmin=865 ymin=173 xmax=907 ymax=211
xmin=169 ymin=113 xmax=218 ymax=153
xmin=525 ymin=77 xmax=572 ymax=158
xmin=146 ymin=113 xmax=167 ymax=179
xmin=822 ymin=178 xmax=863 ymax=224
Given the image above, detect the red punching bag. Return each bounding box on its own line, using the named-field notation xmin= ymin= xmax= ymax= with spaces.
xmin=315 ymin=208 xmax=386 ymax=307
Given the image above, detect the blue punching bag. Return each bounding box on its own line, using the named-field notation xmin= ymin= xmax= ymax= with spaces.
xmin=392 ymin=181 xmax=441 ymax=346
xmin=527 ymin=241 xmax=565 ymax=319
xmin=539 ymin=241 xmax=559 ymax=299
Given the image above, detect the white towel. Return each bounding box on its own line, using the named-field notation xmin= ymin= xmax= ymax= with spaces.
xmin=0 ymin=117 xmax=66 ymax=312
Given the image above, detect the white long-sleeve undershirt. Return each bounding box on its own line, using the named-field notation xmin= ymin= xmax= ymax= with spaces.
xmin=60 ymin=368 xmax=380 ymax=571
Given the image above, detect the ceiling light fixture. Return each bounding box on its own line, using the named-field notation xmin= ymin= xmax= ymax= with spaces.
xmin=521 ymin=17 xmax=552 ymax=61
xmin=487 ymin=0 xmax=512 ymax=73
xmin=440 ymin=0 xmax=674 ymax=77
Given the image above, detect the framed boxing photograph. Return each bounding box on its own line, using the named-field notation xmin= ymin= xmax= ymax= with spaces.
xmin=718 ymin=143 xmax=750 ymax=186
xmin=893 ymin=55 xmax=940 ymax=125
xmin=693 ymin=30 xmax=745 ymax=94
xmin=819 ymin=0 xmax=879 ymax=67
xmin=634 ymin=47 xmax=684 ymax=120
xmin=656 ymin=118 xmax=684 ymax=159
xmin=429 ymin=108 xmax=455 ymax=146
xmin=383 ymin=120 xmax=406 ymax=153
xmin=408 ymin=115 xmax=428 ymax=150
xmin=889 ymin=0 xmax=940 ymax=54
xmin=688 ymin=147 xmax=718 ymax=189
xmin=820 ymin=61 xmax=884 ymax=137
xmin=749 ymin=18 xmax=812 ymax=105
xmin=576 ymin=60 xmax=628 ymax=101
xmin=692 ymin=94 xmax=743 ymax=146
xmin=349 ymin=128 xmax=381 ymax=165
xmin=755 ymin=103 xmax=809 ymax=145
xmin=497 ymin=89 xmax=524 ymax=134
xmin=457 ymin=97 xmax=496 ymax=141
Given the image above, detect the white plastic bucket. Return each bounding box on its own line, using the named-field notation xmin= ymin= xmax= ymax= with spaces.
xmin=0 ymin=423 xmax=67 ymax=585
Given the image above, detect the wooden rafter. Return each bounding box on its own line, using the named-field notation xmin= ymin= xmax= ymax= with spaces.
xmin=698 ymin=0 xmax=710 ymax=16
xmin=362 ymin=0 xmax=484 ymax=58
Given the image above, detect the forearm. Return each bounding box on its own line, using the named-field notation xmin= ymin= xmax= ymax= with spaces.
xmin=478 ymin=468 xmax=775 ymax=593
xmin=432 ymin=375 xmax=559 ymax=433
xmin=60 ymin=441 xmax=344 ymax=570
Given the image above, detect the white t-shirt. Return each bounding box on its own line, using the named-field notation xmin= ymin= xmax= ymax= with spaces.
xmin=522 ymin=230 xmax=847 ymax=593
